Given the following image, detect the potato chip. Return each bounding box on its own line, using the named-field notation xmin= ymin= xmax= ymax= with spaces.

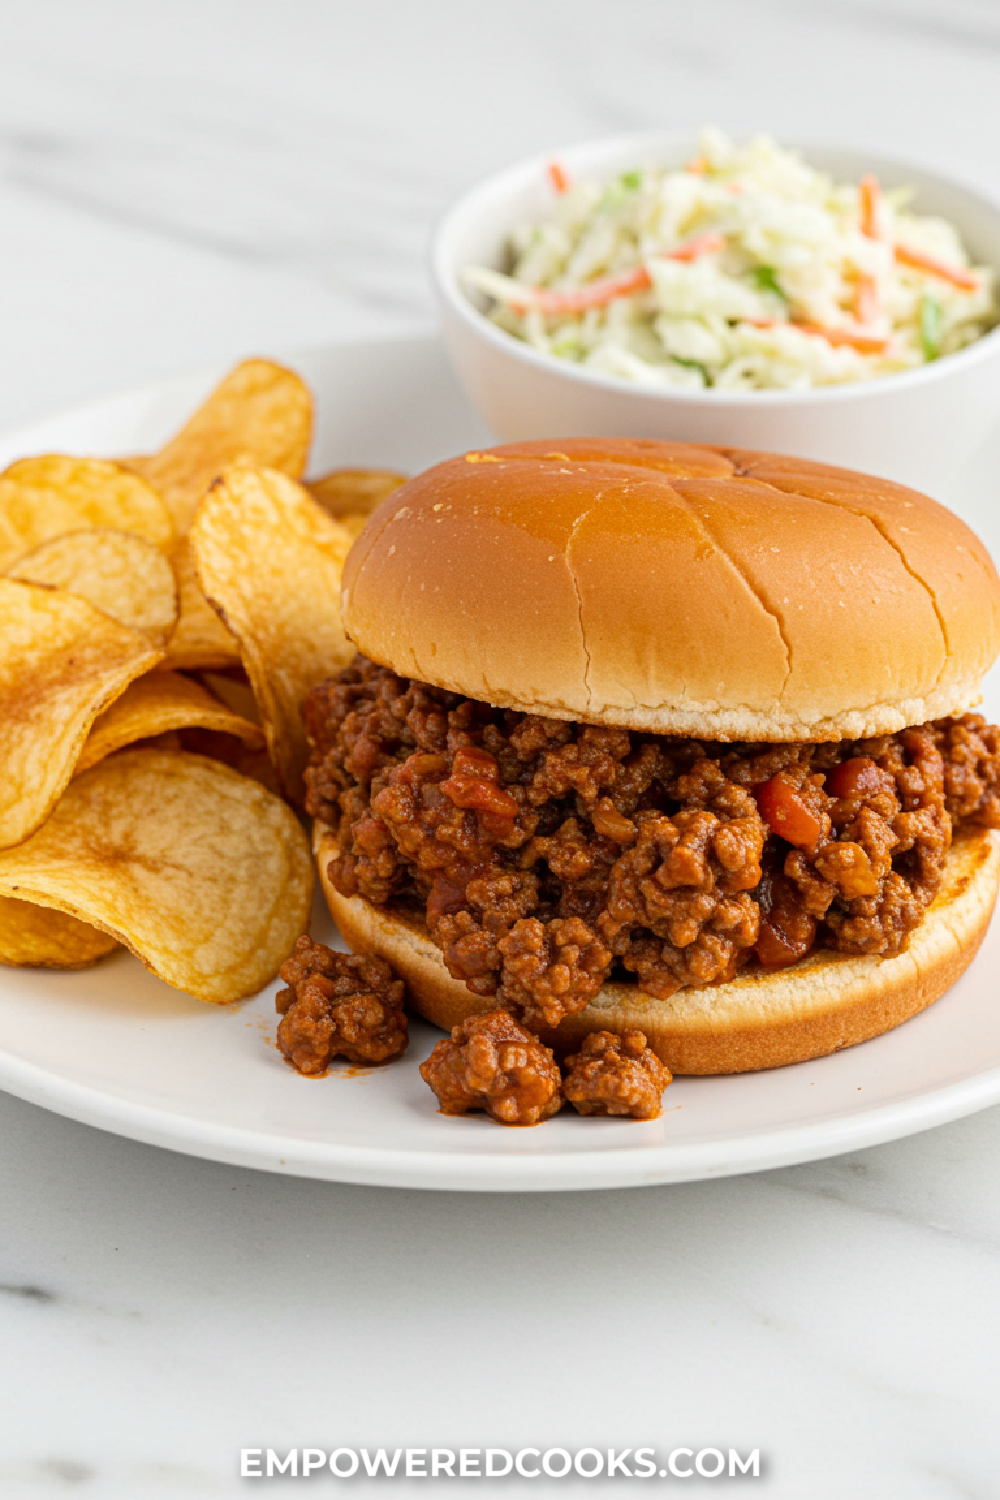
xmin=190 ymin=465 xmax=354 ymax=802
xmin=198 ymin=669 xmax=261 ymax=724
xmin=226 ymin=744 xmax=281 ymax=796
xmin=0 ymin=455 xmax=173 ymax=572
xmin=339 ymin=513 xmax=372 ymax=543
xmin=308 ymin=468 xmax=407 ymax=545
xmin=8 ymin=528 xmax=178 ymax=644
xmin=0 ymin=580 xmax=163 ymax=850
xmin=76 ymin=670 xmax=265 ymax=774
xmin=167 ymin=728 xmax=282 ymax=795
xmin=159 ymin=538 xmax=242 ymax=671
xmin=130 ymin=359 xmax=313 ymax=531
xmin=306 ymin=466 xmax=407 ymax=521
xmin=0 ymin=895 xmax=117 ymax=969
xmin=0 ymin=749 xmax=313 ymax=1003
xmin=141 ymin=731 xmax=184 ymax=753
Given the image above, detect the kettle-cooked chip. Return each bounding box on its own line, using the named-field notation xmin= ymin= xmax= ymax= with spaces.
xmin=159 ymin=538 xmax=242 ymax=671
xmin=8 ymin=528 xmax=178 ymax=644
xmin=0 ymin=580 xmax=163 ymax=850
xmin=190 ymin=465 xmax=354 ymax=803
xmin=0 ymin=455 xmax=173 ymax=571
xmin=76 ymin=670 xmax=266 ymax=774
xmin=0 ymin=750 xmax=313 ymax=1003
xmin=130 ymin=359 xmax=313 ymax=532
xmin=197 ymin=670 xmax=260 ymax=725
xmin=306 ymin=466 xmax=407 ymax=521
xmin=225 ymin=744 xmax=281 ymax=796
xmin=339 ymin=513 xmax=373 ymax=543
xmin=0 ymin=895 xmax=118 ymax=969
xmin=307 ymin=467 xmax=408 ymax=543
xmin=166 ymin=730 xmax=281 ymax=795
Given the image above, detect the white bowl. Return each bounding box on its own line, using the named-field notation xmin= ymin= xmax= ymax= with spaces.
xmin=432 ymin=134 xmax=1000 ymax=494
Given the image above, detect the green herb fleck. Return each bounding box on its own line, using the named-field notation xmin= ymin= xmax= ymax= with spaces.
xmin=619 ymin=170 xmax=643 ymax=191
xmin=920 ymin=294 xmax=943 ymax=361
xmin=551 ymin=339 xmax=584 ymax=362
xmin=751 ymin=265 xmax=786 ymax=299
xmin=671 ymin=356 xmax=711 ymax=385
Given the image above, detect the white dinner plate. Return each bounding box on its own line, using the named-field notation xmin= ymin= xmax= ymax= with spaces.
xmin=2 ymin=336 xmax=1000 ymax=1192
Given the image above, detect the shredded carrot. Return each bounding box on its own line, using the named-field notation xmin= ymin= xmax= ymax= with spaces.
xmin=857 ymin=173 xmax=976 ymax=294
xmin=685 ymin=157 xmax=707 ymax=174
xmin=858 ymin=174 xmax=881 ymax=239
xmin=513 ymin=266 xmax=651 ymax=316
xmin=893 ymin=243 xmax=978 ymax=291
xmin=547 ymin=161 xmax=571 ymax=195
xmin=748 ymin=317 xmax=889 ymax=354
xmin=853 ymin=271 xmax=879 ymax=325
xmin=795 ymin=322 xmax=889 ymax=354
xmin=667 ymin=231 xmax=725 ymax=261
xmin=513 ymin=234 xmax=725 ymax=316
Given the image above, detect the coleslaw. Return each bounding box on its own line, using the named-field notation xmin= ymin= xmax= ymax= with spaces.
xmin=465 ymin=130 xmax=997 ymax=392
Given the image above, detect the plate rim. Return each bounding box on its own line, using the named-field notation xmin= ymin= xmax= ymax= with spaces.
xmin=3 ymin=1041 xmax=1000 ymax=1191
xmin=3 ymin=333 xmax=1000 ymax=1191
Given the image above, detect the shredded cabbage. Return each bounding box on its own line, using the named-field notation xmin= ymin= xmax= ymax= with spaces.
xmin=466 ymin=130 xmax=996 ymax=391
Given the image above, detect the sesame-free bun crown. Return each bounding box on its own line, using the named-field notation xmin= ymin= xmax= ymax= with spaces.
xmin=341 ymin=439 xmax=1000 ymax=741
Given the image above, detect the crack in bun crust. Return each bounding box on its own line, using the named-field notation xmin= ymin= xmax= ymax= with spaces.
xmin=341 ymin=440 xmax=1000 ymax=742
xmin=332 ymin=439 xmax=1000 ymax=1070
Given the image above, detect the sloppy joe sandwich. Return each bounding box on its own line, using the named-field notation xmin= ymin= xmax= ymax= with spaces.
xmin=304 ymin=438 xmax=1000 ymax=1073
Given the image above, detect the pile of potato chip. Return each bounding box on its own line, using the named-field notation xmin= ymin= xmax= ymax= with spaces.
xmin=0 ymin=359 xmax=405 ymax=1003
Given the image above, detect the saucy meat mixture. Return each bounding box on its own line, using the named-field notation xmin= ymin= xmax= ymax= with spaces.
xmin=304 ymin=656 xmax=1000 ymax=1034
xmin=276 ymin=934 xmax=408 ymax=1076
xmin=418 ymin=1011 xmax=670 ymax=1125
xmin=420 ymin=1008 xmax=563 ymax=1126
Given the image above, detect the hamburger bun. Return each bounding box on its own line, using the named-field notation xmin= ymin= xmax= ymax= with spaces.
xmin=316 ymin=819 xmax=1000 ymax=1074
xmin=326 ymin=439 xmax=1000 ymax=1071
xmin=341 ymin=439 xmax=1000 ymax=742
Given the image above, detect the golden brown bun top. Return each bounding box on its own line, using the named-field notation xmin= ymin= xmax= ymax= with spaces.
xmin=341 ymin=438 xmax=1000 ymax=741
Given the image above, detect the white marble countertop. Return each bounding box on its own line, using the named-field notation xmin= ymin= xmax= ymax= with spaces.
xmin=4 ymin=2 xmax=1000 ymax=1495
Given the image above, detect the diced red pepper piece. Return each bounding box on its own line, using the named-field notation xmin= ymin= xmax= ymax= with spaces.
xmin=440 ymin=774 xmax=521 ymax=822
xmin=825 ymin=756 xmax=896 ymax=801
xmin=755 ymin=870 xmax=818 ymax=967
xmin=756 ymin=910 xmax=817 ymax=967
xmin=439 ymin=777 xmax=519 ymax=818
xmin=755 ymin=773 xmax=824 ymax=849
xmin=450 ymin=745 xmax=501 ymax=782
xmin=440 ymin=747 xmax=519 ymax=819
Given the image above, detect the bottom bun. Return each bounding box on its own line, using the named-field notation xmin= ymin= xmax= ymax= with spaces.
xmin=314 ymin=821 xmax=1000 ymax=1074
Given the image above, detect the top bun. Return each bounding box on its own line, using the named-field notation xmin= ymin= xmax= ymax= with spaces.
xmin=341 ymin=439 xmax=1000 ymax=742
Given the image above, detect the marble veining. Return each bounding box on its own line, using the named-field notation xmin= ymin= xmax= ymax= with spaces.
xmin=0 ymin=1283 xmax=58 ymax=1304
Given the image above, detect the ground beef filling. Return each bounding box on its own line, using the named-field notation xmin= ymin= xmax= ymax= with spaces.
xmin=420 ymin=1014 xmax=671 ymax=1124
xmin=276 ymin=935 xmax=408 ymax=1075
xmin=419 ymin=1009 xmax=563 ymax=1125
xmin=304 ymin=657 xmax=1000 ymax=1030
xmin=562 ymin=1030 xmax=671 ymax=1120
